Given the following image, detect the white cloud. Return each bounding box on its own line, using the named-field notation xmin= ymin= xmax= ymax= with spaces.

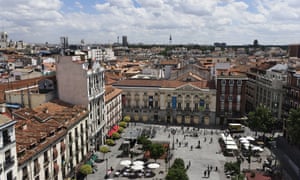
xmin=0 ymin=0 xmax=299 ymax=44
xmin=75 ymin=1 xmax=83 ymax=9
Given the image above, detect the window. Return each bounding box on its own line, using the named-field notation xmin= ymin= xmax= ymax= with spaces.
xmin=7 ymin=171 xmax=13 ymax=180
xmin=221 ymin=79 xmax=226 ymax=85
xmin=44 ymin=168 xmax=49 ymax=179
xmin=178 ymin=102 xmax=181 ymax=109
xmin=220 ymin=95 xmax=225 ymax=101
xmin=236 ymin=103 xmax=240 ymax=111
xmin=194 ymin=103 xmax=198 ymax=111
xmin=229 ymin=102 xmax=232 ymax=111
xmin=186 ymin=103 xmax=190 ymax=110
xmin=228 ymin=95 xmax=233 ymax=101
xmin=221 ymin=86 xmax=225 ymax=93
xmin=229 ymin=80 xmax=234 ymax=86
xmin=237 ymin=80 xmax=242 ymax=86
xmin=44 ymin=151 xmax=49 ymax=163
xmin=229 ymin=86 xmax=233 ymax=94
xmin=220 ymin=102 xmax=224 ymax=111
xmin=237 ymin=86 xmax=241 ymax=94
xmin=237 ymin=95 xmax=241 ymax=103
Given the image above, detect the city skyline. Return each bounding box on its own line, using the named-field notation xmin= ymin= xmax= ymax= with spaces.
xmin=1 ymin=0 xmax=300 ymax=45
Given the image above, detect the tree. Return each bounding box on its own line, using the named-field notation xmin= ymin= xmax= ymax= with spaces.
xmin=119 ymin=121 xmax=127 ymax=128
xmin=287 ymin=108 xmax=300 ymax=146
xmin=123 ymin=115 xmax=131 ymax=122
xmin=117 ymin=127 xmax=124 ymax=133
xmin=99 ymin=145 xmax=110 ymax=160
xmin=166 ymin=167 xmax=188 ymax=180
xmin=149 ymin=143 xmax=165 ymax=162
xmin=171 ymin=158 xmax=185 ymax=169
xmin=79 ymin=164 xmax=92 ymax=177
xmin=112 ymin=132 xmax=121 ymax=140
xmin=105 ymin=139 xmax=115 ymax=146
xmin=137 ymin=136 xmax=152 ymax=151
xmin=166 ymin=158 xmax=188 ymax=180
xmin=248 ymin=105 xmax=275 ymax=136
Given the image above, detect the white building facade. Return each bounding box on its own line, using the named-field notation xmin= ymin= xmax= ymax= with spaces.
xmin=0 ymin=114 xmax=17 ymax=180
xmin=56 ymin=55 xmax=106 ymax=150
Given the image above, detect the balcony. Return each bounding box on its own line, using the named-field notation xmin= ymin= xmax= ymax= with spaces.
xmin=4 ymin=156 xmax=15 ymax=169
xmin=53 ymin=148 xmax=58 ymax=159
xmin=22 ymin=170 xmax=29 ymax=180
xmin=61 ymin=142 xmax=66 ymax=153
xmin=3 ymin=137 xmax=12 ymax=146
xmin=34 ymin=163 xmax=40 ymax=175
xmin=44 ymin=157 xmax=49 ymax=167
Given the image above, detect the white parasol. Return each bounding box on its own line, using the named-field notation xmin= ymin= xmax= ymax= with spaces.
xmin=246 ymin=136 xmax=255 ymax=141
xmin=147 ymin=163 xmax=160 ymax=169
xmin=131 ymin=164 xmax=144 ymax=171
xmin=120 ymin=160 xmax=132 ymax=167
xmin=252 ymin=146 xmax=264 ymax=152
xmin=133 ymin=160 xmax=145 ymax=166
xmin=240 ymin=139 xmax=250 ymax=144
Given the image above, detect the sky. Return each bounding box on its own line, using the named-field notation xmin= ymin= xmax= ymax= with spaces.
xmin=0 ymin=0 xmax=300 ymax=45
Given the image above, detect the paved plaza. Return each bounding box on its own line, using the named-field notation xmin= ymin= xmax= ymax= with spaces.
xmin=87 ymin=123 xmax=273 ymax=180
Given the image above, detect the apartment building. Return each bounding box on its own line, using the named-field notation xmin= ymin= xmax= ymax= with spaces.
xmin=104 ymin=86 xmax=122 ymax=130
xmin=215 ymin=72 xmax=248 ymax=125
xmin=246 ymin=62 xmax=287 ymax=127
xmin=113 ymin=79 xmax=217 ymax=126
xmin=13 ymin=101 xmax=89 ymax=180
xmin=0 ymin=114 xmax=17 ymax=180
xmin=283 ymin=61 xmax=300 ymax=136
xmin=56 ymin=55 xmax=105 ymax=151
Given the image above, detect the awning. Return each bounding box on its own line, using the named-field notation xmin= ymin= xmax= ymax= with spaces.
xmin=113 ymin=125 xmax=120 ymax=130
xmin=54 ymin=163 xmax=59 ymax=173
xmin=226 ymin=144 xmax=238 ymax=150
xmin=108 ymin=125 xmax=120 ymax=137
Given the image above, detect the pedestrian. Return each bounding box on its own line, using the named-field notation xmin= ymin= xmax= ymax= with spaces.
xmin=189 ymin=161 xmax=191 ymax=166
xmin=207 ymin=169 xmax=210 ymax=177
xmin=210 ymin=165 xmax=213 ymax=171
xmin=204 ymin=170 xmax=207 ymax=177
xmin=215 ymin=166 xmax=218 ymax=171
xmin=190 ymin=145 xmax=193 ymax=151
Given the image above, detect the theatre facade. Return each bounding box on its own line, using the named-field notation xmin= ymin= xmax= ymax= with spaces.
xmin=113 ymin=79 xmax=217 ymax=126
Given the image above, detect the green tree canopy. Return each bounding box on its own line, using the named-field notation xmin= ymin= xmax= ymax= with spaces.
xmin=149 ymin=143 xmax=165 ymax=162
xmin=137 ymin=136 xmax=148 ymax=144
xmin=171 ymin=158 xmax=185 ymax=169
xmin=166 ymin=158 xmax=188 ymax=180
xmin=79 ymin=164 xmax=93 ymax=175
xmin=123 ymin=115 xmax=131 ymax=122
xmin=287 ymin=108 xmax=300 ymax=145
xmin=119 ymin=121 xmax=127 ymax=128
xmin=118 ymin=127 xmax=124 ymax=133
xmin=248 ymin=105 xmax=275 ymax=134
xmin=105 ymin=139 xmax=115 ymax=146
xmin=112 ymin=132 xmax=121 ymax=139
xmin=99 ymin=145 xmax=110 ymax=159
xmin=137 ymin=136 xmax=152 ymax=151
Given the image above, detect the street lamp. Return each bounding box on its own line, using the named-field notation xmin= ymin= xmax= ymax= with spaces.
xmin=171 ymin=129 xmax=176 ymax=150
xmin=105 ymin=158 xmax=108 ymax=179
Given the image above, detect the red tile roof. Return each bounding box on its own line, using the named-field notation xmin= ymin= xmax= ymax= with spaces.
xmin=112 ymin=79 xmax=211 ymax=89
xmin=14 ymin=100 xmax=88 ymax=165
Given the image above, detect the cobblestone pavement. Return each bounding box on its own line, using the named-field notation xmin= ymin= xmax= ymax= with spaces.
xmin=87 ymin=123 xmax=272 ymax=180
